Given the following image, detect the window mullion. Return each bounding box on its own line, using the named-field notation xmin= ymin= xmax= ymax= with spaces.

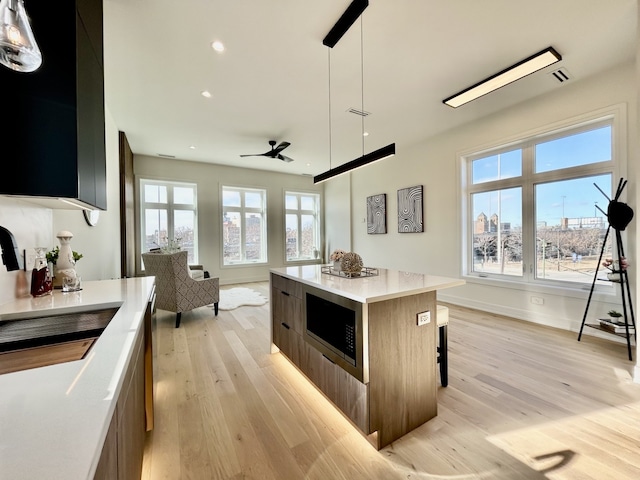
xmin=521 ymin=143 xmax=536 ymax=281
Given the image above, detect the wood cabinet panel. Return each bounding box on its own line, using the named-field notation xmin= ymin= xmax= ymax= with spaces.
xmin=272 ymin=288 xmax=303 ymax=333
xmin=296 ymin=330 xmax=369 ymax=433
xmin=368 ymin=292 xmax=437 ymax=449
xmin=93 ymin=413 xmax=117 ymax=480
xmin=117 ymin=334 xmax=146 ymax=480
xmin=93 ymin=326 xmax=146 ymax=479
xmin=271 ymin=274 xmax=303 ymax=299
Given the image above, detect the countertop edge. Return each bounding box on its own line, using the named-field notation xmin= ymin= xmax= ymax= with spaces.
xmin=270 ymin=265 xmax=466 ymax=303
xmin=0 ymin=277 xmax=156 ymax=480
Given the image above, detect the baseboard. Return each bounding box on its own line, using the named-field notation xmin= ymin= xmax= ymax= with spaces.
xmin=219 ymin=275 xmax=269 ymax=286
xmin=437 ymin=292 xmax=628 ymax=345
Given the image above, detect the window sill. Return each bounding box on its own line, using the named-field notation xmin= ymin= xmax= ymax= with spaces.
xmin=222 ymin=261 xmax=268 ymax=268
xmin=462 ymin=273 xmax=618 ymax=302
xmin=285 ymin=259 xmax=322 ymax=265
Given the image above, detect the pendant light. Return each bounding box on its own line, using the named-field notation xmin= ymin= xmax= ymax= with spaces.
xmin=314 ymin=0 xmax=395 ymax=184
xmin=0 ymin=0 xmax=42 ymax=73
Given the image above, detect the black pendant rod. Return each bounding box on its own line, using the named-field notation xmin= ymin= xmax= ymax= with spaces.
xmin=323 ymin=0 xmax=369 ymax=48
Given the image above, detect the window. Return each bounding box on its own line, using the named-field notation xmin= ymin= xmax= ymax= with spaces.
xmin=140 ymin=179 xmax=198 ymax=264
xmin=222 ymin=186 xmax=267 ymax=265
xmin=463 ymin=116 xmax=618 ymax=288
xmin=285 ymin=191 xmax=321 ymax=262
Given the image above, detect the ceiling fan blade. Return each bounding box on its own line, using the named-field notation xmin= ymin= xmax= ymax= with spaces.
xmin=240 ymin=141 xmax=292 ymax=160
xmin=271 ymin=141 xmax=291 ymax=155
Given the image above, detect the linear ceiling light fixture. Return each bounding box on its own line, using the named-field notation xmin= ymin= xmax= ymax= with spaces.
xmin=314 ymin=143 xmax=395 ymax=184
xmin=443 ymin=46 xmax=562 ymax=108
xmin=315 ymin=0 xmax=395 ymax=184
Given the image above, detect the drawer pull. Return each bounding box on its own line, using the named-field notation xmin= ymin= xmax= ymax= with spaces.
xmin=281 ymin=291 xmax=290 ymax=297
xmin=281 ymin=322 xmax=290 ymax=330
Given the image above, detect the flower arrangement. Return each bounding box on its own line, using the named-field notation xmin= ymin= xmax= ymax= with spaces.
xmin=602 ymin=257 xmax=629 ymax=272
xmin=46 ymin=246 xmax=83 ymax=265
xmin=608 ymin=309 xmax=623 ymax=318
xmin=330 ymin=249 xmax=346 ymax=262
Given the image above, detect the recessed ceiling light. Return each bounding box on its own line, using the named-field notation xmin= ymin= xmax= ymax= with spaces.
xmin=211 ymin=41 xmax=225 ymax=52
xmin=201 ymin=90 xmax=212 ymax=98
xmin=306 ymin=163 xmax=311 ymax=167
xmin=189 ymin=145 xmax=196 ymax=150
xmin=363 ymin=132 xmax=369 ymax=137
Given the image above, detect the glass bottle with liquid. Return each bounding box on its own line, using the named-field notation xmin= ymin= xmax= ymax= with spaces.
xmin=30 ymin=246 xmax=52 ymax=297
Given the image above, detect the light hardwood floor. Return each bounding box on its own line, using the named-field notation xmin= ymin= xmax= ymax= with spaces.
xmin=141 ymin=281 xmax=640 ymax=479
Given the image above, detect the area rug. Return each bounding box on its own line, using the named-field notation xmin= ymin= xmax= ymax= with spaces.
xmin=216 ymin=287 xmax=268 ymax=311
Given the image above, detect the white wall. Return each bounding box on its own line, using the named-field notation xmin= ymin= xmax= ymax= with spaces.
xmin=323 ymin=174 xmax=352 ymax=259
xmin=134 ymin=155 xmax=323 ymax=285
xmin=325 ymin=62 xmax=637 ymax=343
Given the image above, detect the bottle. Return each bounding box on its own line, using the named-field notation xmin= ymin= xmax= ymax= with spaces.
xmin=31 ymin=246 xmax=52 ymax=297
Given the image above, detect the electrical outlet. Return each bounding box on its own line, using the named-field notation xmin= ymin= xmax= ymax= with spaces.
xmin=530 ymin=296 xmax=544 ymax=305
xmin=417 ymin=311 xmax=431 ymax=326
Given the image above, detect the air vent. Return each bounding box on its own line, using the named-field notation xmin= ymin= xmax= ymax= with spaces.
xmin=346 ymin=107 xmax=371 ymax=117
xmin=549 ymin=67 xmax=572 ymax=84
xmin=157 ymin=153 xmax=176 ymax=158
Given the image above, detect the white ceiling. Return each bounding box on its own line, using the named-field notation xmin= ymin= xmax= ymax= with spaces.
xmin=103 ymin=0 xmax=637 ymax=178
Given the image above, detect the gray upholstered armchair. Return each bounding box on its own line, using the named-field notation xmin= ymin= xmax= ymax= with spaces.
xmin=141 ymin=251 xmax=219 ymax=328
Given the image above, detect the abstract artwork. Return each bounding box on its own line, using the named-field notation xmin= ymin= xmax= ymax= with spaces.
xmin=397 ymin=185 xmax=423 ymax=233
xmin=366 ymin=194 xmax=387 ymax=234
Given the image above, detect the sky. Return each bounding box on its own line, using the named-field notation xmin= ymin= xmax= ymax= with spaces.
xmin=472 ymin=125 xmax=615 ymax=227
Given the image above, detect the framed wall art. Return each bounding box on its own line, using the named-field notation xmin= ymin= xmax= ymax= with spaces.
xmin=366 ymin=194 xmax=387 ymax=234
xmin=397 ymin=185 xmax=423 ymax=233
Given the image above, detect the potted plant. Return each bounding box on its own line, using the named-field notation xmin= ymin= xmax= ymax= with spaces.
xmin=46 ymin=246 xmax=83 ymax=265
xmin=607 ymin=310 xmax=623 ymax=324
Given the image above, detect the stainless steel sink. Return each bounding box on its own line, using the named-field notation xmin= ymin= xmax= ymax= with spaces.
xmin=0 ymin=307 xmax=119 ymax=374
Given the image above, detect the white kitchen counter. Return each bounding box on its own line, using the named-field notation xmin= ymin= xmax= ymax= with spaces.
xmin=0 ymin=277 xmax=155 ymax=480
xmin=270 ymin=265 xmax=465 ymax=303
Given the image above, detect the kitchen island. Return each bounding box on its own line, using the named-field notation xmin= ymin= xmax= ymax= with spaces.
xmin=0 ymin=277 xmax=156 ymax=480
xmin=270 ymin=265 xmax=464 ymax=449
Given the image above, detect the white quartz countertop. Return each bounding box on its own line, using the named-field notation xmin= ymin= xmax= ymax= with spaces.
xmin=270 ymin=265 xmax=465 ymax=303
xmin=0 ymin=277 xmax=155 ymax=480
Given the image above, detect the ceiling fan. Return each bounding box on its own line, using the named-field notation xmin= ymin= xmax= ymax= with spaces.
xmin=240 ymin=140 xmax=294 ymax=163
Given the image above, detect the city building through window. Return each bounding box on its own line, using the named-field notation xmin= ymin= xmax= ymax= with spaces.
xmin=222 ymin=186 xmax=267 ymax=265
xmin=140 ymin=179 xmax=198 ymax=264
xmin=285 ymin=191 xmax=321 ymax=262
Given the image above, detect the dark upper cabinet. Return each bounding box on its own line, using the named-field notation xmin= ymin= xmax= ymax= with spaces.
xmin=0 ymin=0 xmax=106 ymax=210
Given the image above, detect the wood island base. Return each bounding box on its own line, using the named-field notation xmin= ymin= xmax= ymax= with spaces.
xmin=270 ymin=266 xmax=464 ymax=449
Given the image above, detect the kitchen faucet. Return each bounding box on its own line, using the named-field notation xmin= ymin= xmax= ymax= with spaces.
xmin=0 ymin=225 xmax=23 ymax=271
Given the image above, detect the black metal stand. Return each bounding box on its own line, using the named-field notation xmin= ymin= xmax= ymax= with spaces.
xmin=578 ymin=179 xmax=636 ymax=361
